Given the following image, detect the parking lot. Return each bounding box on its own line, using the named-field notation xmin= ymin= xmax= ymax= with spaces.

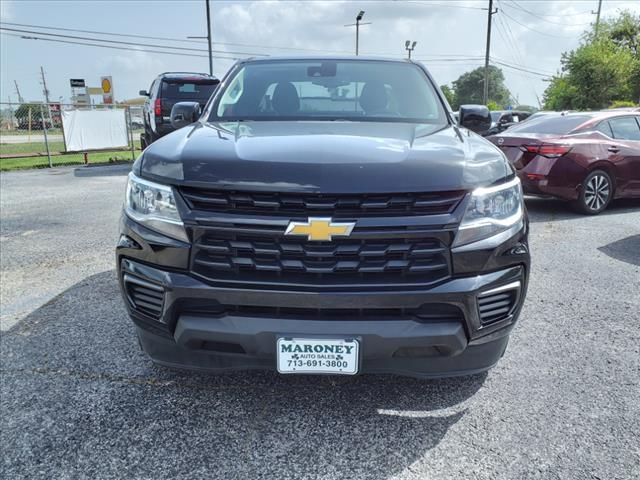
xmin=1 ymin=166 xmax=639 ymax=479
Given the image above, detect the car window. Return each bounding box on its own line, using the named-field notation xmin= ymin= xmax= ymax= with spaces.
xmin=596 ymin=121 xmax=613 ymax=138
xmin=150 ymin=79 xmax=158 ymax=99
xmin=508 ymin=115 xmax=594 ymax=134
xmin=609 ymin=116 xmax=640 ymax=141
xmin=161 ymin=80 xmax=218 ymax=100
xmin=211 ymin=60 xmax=447 ymax=124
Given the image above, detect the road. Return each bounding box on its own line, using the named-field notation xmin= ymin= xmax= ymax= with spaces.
xmin=1 ymin=166 xmax=639 ymax=479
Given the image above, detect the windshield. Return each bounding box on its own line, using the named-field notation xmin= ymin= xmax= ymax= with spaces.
xmin=507 ymin=115 xmax=593 ymax=134
xmin=490 ymin=112 xmax=502 ymax=122
xmin=210 ymin=60 xmax=447 ymax=124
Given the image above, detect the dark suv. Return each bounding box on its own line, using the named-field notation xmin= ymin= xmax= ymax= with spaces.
xmin=118 ymin=57 xmax=530 ymax=378
xmin=138 ymin=72 xmax=219 ymax=148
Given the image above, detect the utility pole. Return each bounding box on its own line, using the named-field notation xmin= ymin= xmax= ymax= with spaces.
xmin=483 ymin=0 xmax=498 ymax=105
xmin=14 ymin=80 xmax=24 ymax=103
xmin=40 ymin=66 xmax=51 ymax=104
xmin=345 ymin=11 xmax=371 ymax=56
xmin=205 ymin=0 xmax=213 ymax=75
xmin=39 ymin=66 xmax=54 ymax=136
xmin=593 ymin=0 xmax=603 ymax=36
xmin=187 ymin=0 xmax=213 ymax=75
xmin=405 ymin=40 xmax=417 ymax=60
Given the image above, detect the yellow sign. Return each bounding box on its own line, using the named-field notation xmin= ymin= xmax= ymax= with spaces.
xmin=101 ymin=77 xmax=112 ymax=94
xmin=285 ymin=218 xmax=355 ymax=242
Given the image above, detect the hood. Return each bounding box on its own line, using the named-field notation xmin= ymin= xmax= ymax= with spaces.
xmin=140 ymin=121 xmax=509 ymax=194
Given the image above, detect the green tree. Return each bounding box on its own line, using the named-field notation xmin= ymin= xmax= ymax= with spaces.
xmin=586 ymin=10 xmax=640 ymax=55
xmin=542 ymin=76 xmax=577 ymax=111
xmin=486 ymin=100 xmax=500 ymax=111
xmin=452 ymin=66 xmax=510 ymax=108
xmin=544 ymin=10 xmax=640 ymax=109
xmin=14 ymin=103 xmax=46 ymax=122
xmin=440 ymin=84 xmax=457 ymax=109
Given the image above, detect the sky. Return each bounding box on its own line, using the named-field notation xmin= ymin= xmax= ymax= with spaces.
xmin=1 ymin=0 xmax=639 ymax=108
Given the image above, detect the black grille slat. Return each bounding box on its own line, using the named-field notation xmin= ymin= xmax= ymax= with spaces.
xmin=191 ymin=230 xmax=451 ymax=287
xmin=181 ymin=188 xmax=465 ymax=217
xmin=479 ymin=299 xmax=512 ymax=312
xmin=478 ymin=289 xmax=518 ymax=325
xmin=125 ymin=276 xmax=165 ymax=319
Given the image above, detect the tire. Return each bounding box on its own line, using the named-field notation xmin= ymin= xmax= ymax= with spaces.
xmin=143 ymin=128 xmax=158 ymax=147
xmin=574 ymin=169 xmax=613 ymax=215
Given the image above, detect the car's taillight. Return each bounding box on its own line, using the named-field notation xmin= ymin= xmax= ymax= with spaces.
xmin=154 ymin=98 xmax=162 ymax=116
xmin=520 ymin=144 xmax=572 ymax=158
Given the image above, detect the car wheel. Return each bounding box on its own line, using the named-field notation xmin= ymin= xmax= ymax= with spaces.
xmin=575 ymin=169 xmax=613 ymax=215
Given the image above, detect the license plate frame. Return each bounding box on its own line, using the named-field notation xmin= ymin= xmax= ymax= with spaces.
xmin=276 ymin=337 xmax=360 ymax=375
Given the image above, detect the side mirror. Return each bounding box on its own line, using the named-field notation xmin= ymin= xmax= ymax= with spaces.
xmin=171 ymin=102 xmax=201 ymax=129
xmin=139 ymin=90 xmax=149 ymax=97
xmin=459 ymin=105 xmax=492 ymax=134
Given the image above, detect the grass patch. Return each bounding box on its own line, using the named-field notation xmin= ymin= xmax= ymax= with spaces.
xmin=0 ymin=149 xmax=140 ymax=171
xmin=0 ymin=141 xmax=66 ymax=156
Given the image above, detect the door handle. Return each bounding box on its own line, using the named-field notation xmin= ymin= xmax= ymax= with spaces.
xmin=607 ymin=146 xmax=620 ymax=153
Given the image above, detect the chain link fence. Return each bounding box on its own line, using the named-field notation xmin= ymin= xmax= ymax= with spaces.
xmin=0 ymin=102 xmax=144 ymax=171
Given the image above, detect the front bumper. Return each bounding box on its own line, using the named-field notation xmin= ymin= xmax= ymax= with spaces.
xmin=119 ymin=253 xmax=527 ymax=378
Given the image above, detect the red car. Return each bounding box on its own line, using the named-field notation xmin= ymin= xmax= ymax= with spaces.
xmin=488 ymin=112 xmax=640 ymax=214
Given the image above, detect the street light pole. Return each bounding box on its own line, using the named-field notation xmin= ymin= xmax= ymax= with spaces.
xmin=345 ymin=11 xmax=371 ymax=56
xmin=405 ymin=40 xmax=417 ymax=60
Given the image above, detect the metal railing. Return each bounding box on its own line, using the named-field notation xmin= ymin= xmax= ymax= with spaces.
xmin=0 ymin=101 xmax=144 ymax=170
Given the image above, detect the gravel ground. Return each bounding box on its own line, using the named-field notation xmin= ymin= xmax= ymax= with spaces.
xmin=1 ymin=166 xmax=639 ymax=480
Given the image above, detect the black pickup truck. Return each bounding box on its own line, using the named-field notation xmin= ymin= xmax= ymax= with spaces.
xmin=118 ymin=57 xmax=529 ymax=378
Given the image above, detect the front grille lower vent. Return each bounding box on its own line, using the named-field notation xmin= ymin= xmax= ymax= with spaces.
xmin=477 ymin=283 xmax=519 ymax=325
xmin=124 ymin=274 xmax=165 ymax=319
xmin=184 ymin=302 xmax=464 ymax=323
xmin=180 ymin=188 xmax=465 ymax=218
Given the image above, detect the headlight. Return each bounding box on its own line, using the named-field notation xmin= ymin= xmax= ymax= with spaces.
xmin=453 ymin=177 xmax=523 ymax=247
xmin=125 ymin=172 xmax=188 ymax=242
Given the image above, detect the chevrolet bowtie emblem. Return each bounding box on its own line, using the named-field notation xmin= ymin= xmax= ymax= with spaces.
xmin=285 ymin=217 xmax=356 ymax=242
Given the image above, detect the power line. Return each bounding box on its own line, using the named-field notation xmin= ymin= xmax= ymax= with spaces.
xmin=504 ymin=0 xmax=593 ymax=25
xmin=0 ymin=26 xmax=267 ymax=56
xmin=0 ymin=21 xmax=209 ymax=44
xmin=499 ymin=9 xmax=577 ymax=39
xmin=0 ymin=32 xmax=240 ymax=60
xmin=401 ymin=1 xmax=487 ymax=11
xmin=0 ymin=21 xmax=501 ymax=61
xmin=0 ymin=20 xmax=363 ymax=55
xmin=493 ymin=6 xmax=543 ymax=103
xmin=489 ymin=58 xmax=552 ymax=77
